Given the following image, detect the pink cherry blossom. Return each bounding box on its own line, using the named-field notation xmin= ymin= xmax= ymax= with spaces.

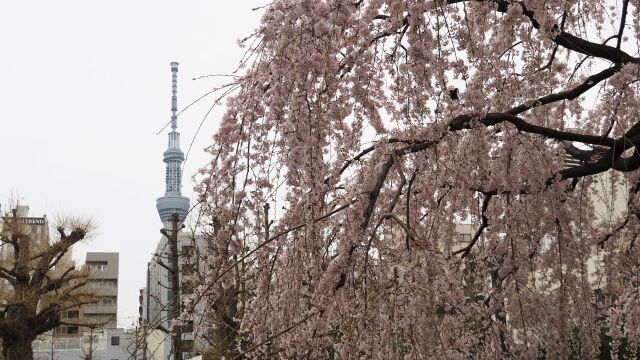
xmin=189 ymin=1 xmax=640 ymax=358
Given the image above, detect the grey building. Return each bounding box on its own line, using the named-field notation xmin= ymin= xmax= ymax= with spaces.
xmin=54 ymin=252 xmax=119 ymax=336
xmin=37 ymin=252 xmax=130 ymax=359
xmin=83 ymin=252 xmax=119 ymax=329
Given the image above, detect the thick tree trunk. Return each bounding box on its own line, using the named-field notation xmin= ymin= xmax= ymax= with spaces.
xmin=2 ymin=336 xmax=34 ymax=360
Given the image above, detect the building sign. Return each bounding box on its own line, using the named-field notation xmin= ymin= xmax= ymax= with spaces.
xmin=2 ymin=217 xmax=46 ymax=225
xmin=20 ymin=218 xmax=46 ymax=225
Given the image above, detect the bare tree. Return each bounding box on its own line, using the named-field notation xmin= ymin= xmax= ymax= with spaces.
xmin=80 ymin=325 xmax=101 ymax=360
xmin=0 ymin=208 xmax=96 ymax=360
xmin=125 ymin=324 xmax=148 ymax=360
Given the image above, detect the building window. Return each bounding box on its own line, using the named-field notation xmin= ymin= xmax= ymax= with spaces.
xmin=182 ymin=339 xmax=193 ymax=352
xmin=181 ymin=245 xmax=194 ymax=257
xmin=181 ymin=263 xmax=196 ymax=275
xmin=111 ymin=336 xmax=120 ymax=346
xmin=461 ymin=234 xmax=471 ymax=242
xmin=90 ymin=279 xmax=117 ymax=288
xmin=87 ymin=261 xmax=108 ymax=272
xmin=182 ymin=281 xmax=194 ymax=295
xmin=67 ymin=310 xmax=79 ymax=318
xmin=102 ymin=297 xmax=116 ymax=305
xmin=66 ymin=326 xmax=79 ymax=335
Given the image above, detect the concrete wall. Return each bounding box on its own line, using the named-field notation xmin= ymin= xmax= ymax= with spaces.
xmin=33 ymin=328 xmax=131 ymax=360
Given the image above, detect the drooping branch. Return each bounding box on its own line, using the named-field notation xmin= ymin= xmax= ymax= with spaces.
xmin=449 ymin=112 xmax=617 ymax=146
xmin=338 ymin=138 xmax=422 ymax=176
xmin=506 ymin=66 xmax=620 ymax=116
xmin=452 ymin=194 xmax=493 ymax=258
xmin=383 ymin=213 xmax=422 ymax=243
xmin=446 ymin=0 xmax=640 ymax=65
xmin=597 ymin=178 xmax=640 ymax=247
xmin=616 ymin=0 xmax=630 ymax=50
xmin=232 ymin=311 xmax=317 ymax=360
xmin=361 ymin=155 xmax=395 ymax=231
xmin=341 ymin=65 xmax=624 ymax=181
xmin=187 ymin=201 xmax=355 ymax=311
xmin=363 ymin=173 xmax=407 ymax=280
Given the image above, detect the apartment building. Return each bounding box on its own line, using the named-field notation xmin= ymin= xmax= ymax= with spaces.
xmin=35 ymin=252 xmax=128 ymax=359
xmin=54 ymin=252 xmax=119 ymax=336
xmin=83 ymin=252 xmax=119 ymax=329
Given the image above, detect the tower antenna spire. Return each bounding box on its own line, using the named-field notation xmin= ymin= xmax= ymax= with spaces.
xmin=170 ymin=62 xmax=179 ymax=131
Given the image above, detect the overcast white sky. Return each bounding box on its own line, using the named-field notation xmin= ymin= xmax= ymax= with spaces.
xmin=0 ymin=1 xmax=262 ymax=327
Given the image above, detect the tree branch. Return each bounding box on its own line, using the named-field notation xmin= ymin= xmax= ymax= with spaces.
xmin=616 ymin=0 xmax=630 ymax=50
xmin=449 ymin=112 xmax=616 ymax=146
xmin=453 ymin=194 xmax=493 ymax=258
xmin=187 ymin=201 xmax=355 ymax=311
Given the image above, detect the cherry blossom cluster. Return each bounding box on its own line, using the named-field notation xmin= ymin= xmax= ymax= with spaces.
xmin=190 ymin=0 xmax=640 ymax=358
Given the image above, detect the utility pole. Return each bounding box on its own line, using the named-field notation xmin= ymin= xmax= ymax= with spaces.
xmin=160 ymin=212 xmax=183 ymax=360
xmin=141 ymin=323 xmax=147 ymax=360
xmin=48 ymin=331 xmax=56 ymax=360
xmin=127 ymin=323 xmax=148 ymax=360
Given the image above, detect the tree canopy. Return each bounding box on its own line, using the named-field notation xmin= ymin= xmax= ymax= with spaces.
xmin=191 ymin=0 xmax=640 ymax=358
xmin=0 ymin=212 xmax=94 ymax=360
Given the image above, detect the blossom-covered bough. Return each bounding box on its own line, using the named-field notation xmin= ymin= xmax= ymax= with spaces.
xmin=190 ymin=0 xmax=640 ymax=358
